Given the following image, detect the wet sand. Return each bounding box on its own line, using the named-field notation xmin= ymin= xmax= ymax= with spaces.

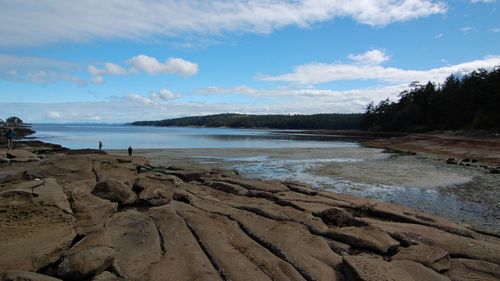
xmin=113 ymin=146 xmax=500 ymax=235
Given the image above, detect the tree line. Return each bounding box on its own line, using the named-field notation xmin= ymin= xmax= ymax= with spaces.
xmin=362 ymin=67 xmax=500 ymax=131
xmin=133 ymin=66 xmax=499 ymax=132
xmin=132 ymin=113 xmax=363 ymax=130
xmin=0 ymin=116 xmax=23 ymax=125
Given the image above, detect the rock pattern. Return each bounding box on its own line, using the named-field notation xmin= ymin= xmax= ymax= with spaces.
xmin=0 ymin=148 xmax=499 ymax=280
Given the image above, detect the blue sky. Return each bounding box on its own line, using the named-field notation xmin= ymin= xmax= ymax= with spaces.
xmin=0 ymin=0 xmax=499 ymax=123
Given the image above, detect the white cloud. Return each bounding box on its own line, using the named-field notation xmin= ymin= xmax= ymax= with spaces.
xmin=0 ymin=1 xmax=447 ymax=47
xmin=124 ymin=88 xmax=180 ymax=108
xmin=489 ymin=28 xmax=500 ymax=32
xmin=348 ymin=49 xmax=390 ymax=65
xmin=460 ymin=26 xmax=475 ymax=32
xmin=47 ymin=111 xmax=62 ymax=119
xmin=150 ymin=89 xmax=180 ymax=100
xmin=128 ymin=55 xmax=198 ymax=76
xmin=88 ymin=63 xmax=127 ymax=76
xmin=0 ymin=54 xmax=86 ymax=85
xmin=126 ymin=94 xmax=154 ymax=106
xmin=259 ymin=55 xmax=500 ymax=85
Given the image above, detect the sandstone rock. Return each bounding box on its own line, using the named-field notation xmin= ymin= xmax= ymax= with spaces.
xmin=92 ymin=158 xmax=141 ymax=184
xmin=175 ymin=202 xmax=306 ymax=281
xmin=132 ymin=177 xmax=173 ymax=207
xmin=343 ymin=255 xmax=414 ymax=281
xmin=10 ymin=157 xmax=40 ymax=163
xmin=0 ymin=271 xmax=62 ymax=281
xmin=92 ymin=179 xmax=136 ymax=205
xmin=233 ymin=212 xmax=344 ymax=281
xmin=6 ymin=149 xmax=37 ymax=159
xmin=390 ymin=260 xmax=450 ymax=281
xmin=391 ymin=243 xmax=448 ymax=267
xmin=364 ymin=201 xmax=474 ymax=238
xmin=205 ymin=180 xmax=248 ymax=195
xmin=0 ymin=179 xmax=76 ymax=272
xmin=220 ymin=177 xmax=289 ymax=193
xmin=275 ymin=191 xmax=352 ymax=210
xmin=444 ymin=258 xmax=500 ymax=281
xmin=29 ymin=155 xmax=96 ymax=193
xmin=147 ymin=205 xmax=222 ymax=281
xmin=327 ymin=226 xmax=400 ymax=254
xmin=104 ymin=210 xmax=162 ymax=281
xmin=362 ymin=218 xmax=500 ymax=265
xmin=70 ymin=189 xmax=117 ymax=235
xmin=91 ymin=271 xmax=125 ymax=281
xmin=316 ymin=207 xmax=366 ymax=227
xmin=58 ymin=246 xmax=115 ymax=279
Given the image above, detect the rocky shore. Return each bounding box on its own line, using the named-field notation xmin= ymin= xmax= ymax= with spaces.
xmin=1 ymin=141 xmax=500 ymax=281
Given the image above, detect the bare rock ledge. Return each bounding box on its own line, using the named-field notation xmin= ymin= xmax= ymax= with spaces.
xmin=1 ymin=147 xmax=499 ymax=281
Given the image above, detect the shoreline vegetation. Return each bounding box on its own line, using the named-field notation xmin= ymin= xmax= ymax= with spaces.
xmin=132 ymin=66 xmax=500 ymax=133
xmin=1 ymin=125 xmax=500 ymax=280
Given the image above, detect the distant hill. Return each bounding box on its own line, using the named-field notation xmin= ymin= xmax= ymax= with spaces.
xmin=131 ymin=113 xmax=363 ymax=130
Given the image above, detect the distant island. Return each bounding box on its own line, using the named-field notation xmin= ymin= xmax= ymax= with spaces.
xmin=131 ymin=113 xmax=364 ymax=130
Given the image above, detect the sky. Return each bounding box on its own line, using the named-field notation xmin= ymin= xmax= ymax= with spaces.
xmin=0 ymin=0 xmax=499 ymax=123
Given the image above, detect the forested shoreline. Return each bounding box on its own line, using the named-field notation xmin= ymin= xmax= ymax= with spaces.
xmin=132 ymin=113 xmax=363 ymax=130
xmin=133 ymin=67 xmax=499 ymax=132
xmin=363 ymin=67 xmax=500 ymax=131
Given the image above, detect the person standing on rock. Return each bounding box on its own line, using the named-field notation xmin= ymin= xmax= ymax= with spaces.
xmin=128 ymin=146 xmax=133 ymax=156
xmin=98 ymin=141 xmax=103 ymax=151
xmin=6 ymin=128 xmax=15 ymax=150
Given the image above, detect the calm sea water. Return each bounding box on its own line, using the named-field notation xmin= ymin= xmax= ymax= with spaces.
xmin=31 ymin=124 xmax=358 ymax=149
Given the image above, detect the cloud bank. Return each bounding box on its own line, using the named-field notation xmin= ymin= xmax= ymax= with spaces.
xmin=0 ymin=0 xmax=447 ymax=46
xmin=260 ymin=52 xmax=500 ymax=85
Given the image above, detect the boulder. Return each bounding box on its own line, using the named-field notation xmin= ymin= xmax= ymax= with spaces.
xmin=132 ymin=177 xmax=172 ymax=207
xmin=92 ymin=179 xmax=136 ymax=205
xmin=58 ymin=246 xmax=115 ymax=279
xmin=0 ymin=271 xmax=62 ymax=281
xmin=70 ymin=189 xmax=117 ymax=235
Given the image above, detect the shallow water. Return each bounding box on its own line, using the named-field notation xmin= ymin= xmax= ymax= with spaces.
xmin=31 ymin=124 xmax=357 ymax=149
xmin=32 ymin=124 xmax=499 ymax=234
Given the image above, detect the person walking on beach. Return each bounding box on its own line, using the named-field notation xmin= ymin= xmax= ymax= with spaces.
xmin=6 ymin=128 xmax=15 ymax=150
xmin=98 ymin=141 xmax=103 ymax=151
xmin=128 ymin=146 xmax=133 ymax=156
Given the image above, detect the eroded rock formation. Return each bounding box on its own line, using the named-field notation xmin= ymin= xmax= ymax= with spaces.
xmin=1 ymin=147 xmax=499 ymax=281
